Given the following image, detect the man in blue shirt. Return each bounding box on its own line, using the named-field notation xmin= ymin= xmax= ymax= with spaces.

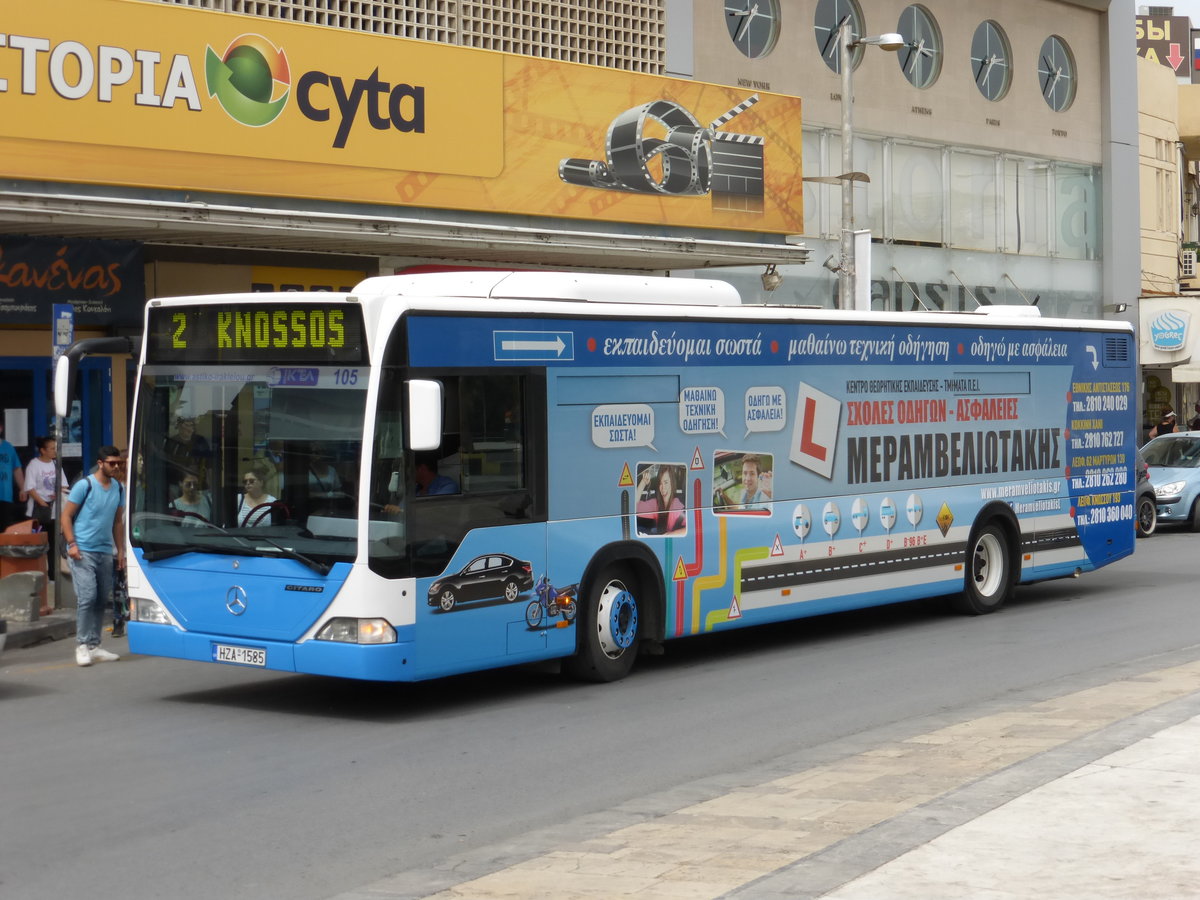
xmin=0 ymin=420 xmax=27 ymax=529
xmin=61 ymin=446 xmax=126 ymax=667
xmin=414 ymin=452 xmax=458 ymax=497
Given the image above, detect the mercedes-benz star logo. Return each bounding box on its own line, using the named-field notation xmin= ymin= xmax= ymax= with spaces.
xmin=226 ymin=585 xmax=248 ymax=616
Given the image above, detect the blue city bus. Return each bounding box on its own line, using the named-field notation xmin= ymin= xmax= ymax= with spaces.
xmin=119 ymin=272 xmax=1137 ymax=682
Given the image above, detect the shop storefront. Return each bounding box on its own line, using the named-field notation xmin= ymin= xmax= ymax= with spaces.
xmin=1139 ymin=298 xmax=1200 ymax=441
xmin=0 ymin=235 xmax=145 ymax=475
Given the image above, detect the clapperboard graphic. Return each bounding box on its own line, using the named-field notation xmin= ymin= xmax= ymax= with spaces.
xmin=559 ymin=94 xmax=765 ymax=213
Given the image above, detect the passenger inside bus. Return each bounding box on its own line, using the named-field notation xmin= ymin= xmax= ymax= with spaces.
xmin=237 ymin=468 xmax=280 ymax=527
xmin=168 ymin=473 xmax=212 ymax=525
xmin=163 ymin=416 xmax=211 ymax=496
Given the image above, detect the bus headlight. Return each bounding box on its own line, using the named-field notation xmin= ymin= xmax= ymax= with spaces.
xmin=130 ymin=596 xmax=171 ymax=625
xmin=315 ymin=617 xmax=397 ymax=644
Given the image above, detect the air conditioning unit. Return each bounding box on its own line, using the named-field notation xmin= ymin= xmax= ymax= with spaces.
xmin=1183 ymin=248 xmax=1197 ymax=279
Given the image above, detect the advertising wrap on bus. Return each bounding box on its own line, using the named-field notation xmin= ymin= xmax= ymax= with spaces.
xmin=122 ymin=274 xmax=1136 ymax=684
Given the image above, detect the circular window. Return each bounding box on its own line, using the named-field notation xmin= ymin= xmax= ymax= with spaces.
xmin=724 ymin=0 xmax=782 ymax=59
xmin=970 ymin=20 xmax=1012 ymax=101
xmin=814 ymin=0 xmax=864 ymax=74
xmin=897 ymin=6 xmax=941 ymax=89
xmin=1038 ymin=35 xmax=1076 ymax=111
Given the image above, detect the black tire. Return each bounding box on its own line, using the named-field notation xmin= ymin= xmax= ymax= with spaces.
xmin=525 ymin=599 xmax=544 ymax=629
xmin=437 ymin=588 xmax=457 ymax=612
xmin=953 ymin=523 xmax=1011 ymax=615
xmin=1190 ymin=499 xmax=1200 ymax=533
xmin=1136 ymin=495 xmax=1157 ymax=538
xmin=564 ymin=565 xmax=640 ymax=682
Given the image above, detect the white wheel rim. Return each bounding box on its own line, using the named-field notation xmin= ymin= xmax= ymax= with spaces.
xmin=596 ymin=580 xmax=638 ymax=658
xmin=973 ymin=532 xmax=1004 ymax=598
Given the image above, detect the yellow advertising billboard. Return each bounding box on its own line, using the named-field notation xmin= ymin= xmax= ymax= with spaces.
xmin=0 ymin=0 xmax=803 ymax=235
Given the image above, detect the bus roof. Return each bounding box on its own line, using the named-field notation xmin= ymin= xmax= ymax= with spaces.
xmin=348 ymin=271 xmax=1130 ymax=332
xmin=146 ymin=272 xmax=1132 ymax=334
xmin=352 ymin=271 xmax=743 ymax=306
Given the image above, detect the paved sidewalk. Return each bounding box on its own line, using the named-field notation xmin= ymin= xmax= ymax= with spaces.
xmin=822 ymin=714 xmax=1200 ymax=899
xmin=4 ymin=611 xmax=76 ymax=649
xmin=337 ymin=657 xmax=1200 ymax=900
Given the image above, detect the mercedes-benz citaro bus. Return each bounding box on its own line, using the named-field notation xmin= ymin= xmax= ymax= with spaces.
xmin=114 ymin=271 xmax=1137 ymax=682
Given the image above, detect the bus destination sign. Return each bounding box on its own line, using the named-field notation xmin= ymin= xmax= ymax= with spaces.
xmin=146 ymin=304 xmax=366 ymax=364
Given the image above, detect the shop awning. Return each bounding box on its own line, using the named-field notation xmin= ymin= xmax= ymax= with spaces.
xmin=0 ymin=189 xmax=810 ymax=272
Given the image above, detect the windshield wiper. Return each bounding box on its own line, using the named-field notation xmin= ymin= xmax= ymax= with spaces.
xmin=135 ymin=515 xmax=331 ymax=575
xmin=245 ymin=534 xmax=331 ymax=576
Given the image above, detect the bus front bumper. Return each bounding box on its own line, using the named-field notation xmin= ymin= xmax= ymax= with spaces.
xmin=127 ymin=622 xmax=419 ymax=682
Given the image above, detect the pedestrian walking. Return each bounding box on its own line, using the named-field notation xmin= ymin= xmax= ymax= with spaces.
xmin=60 ymin=446 xmax=126 ymax=666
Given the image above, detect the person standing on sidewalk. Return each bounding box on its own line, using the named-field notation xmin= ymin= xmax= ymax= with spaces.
xmin=24 ymin=436 xmax=68 ymax=561
xmin=0 ymin=419 xmax=27 ymax=530
xmin=61 ymin=446 xmax=126 ymax=666
xmin=110 ymin=450 xmax=129 ymax=638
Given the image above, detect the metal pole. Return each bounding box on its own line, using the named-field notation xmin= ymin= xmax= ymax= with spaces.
xmin=839 ymin=19 xmax=854 ymax=311
xmin=53 ymin=411 xmax=62 ymax=612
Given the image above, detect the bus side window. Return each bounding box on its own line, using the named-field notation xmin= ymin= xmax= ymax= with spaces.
xmin=456 ymin=375 xmax=524 ymax=494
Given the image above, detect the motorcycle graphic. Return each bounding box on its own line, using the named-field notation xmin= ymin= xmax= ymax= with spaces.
xmin=526 ymin=575 xmax=578 ymax=629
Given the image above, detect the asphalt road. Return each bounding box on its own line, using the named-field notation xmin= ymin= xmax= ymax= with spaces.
xmin=2 ymin=528 xmax=1197 ymax=900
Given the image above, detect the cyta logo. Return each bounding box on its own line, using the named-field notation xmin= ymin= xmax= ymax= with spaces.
xmin=205 ymin=34 xmax=291 ymax=127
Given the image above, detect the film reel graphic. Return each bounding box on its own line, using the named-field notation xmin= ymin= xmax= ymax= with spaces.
xmin=559 ymin=94 xmax=765 ymax=204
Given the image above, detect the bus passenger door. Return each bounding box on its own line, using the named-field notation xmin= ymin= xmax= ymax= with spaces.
xmin=403 ymin=370 xmax=558 ymax=674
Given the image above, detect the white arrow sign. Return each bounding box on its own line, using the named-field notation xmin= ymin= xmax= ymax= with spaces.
xmin=501 ymin=336 xmax=566 ymax=355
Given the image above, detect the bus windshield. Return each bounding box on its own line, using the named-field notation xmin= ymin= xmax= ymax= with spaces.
xmin=130 ymin=365 xmax=369 ymax=566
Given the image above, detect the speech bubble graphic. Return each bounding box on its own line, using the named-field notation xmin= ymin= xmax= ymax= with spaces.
xmin=679 ymin=386 xmax=726 ymax=437
xmin=744 ymin=385 xmax=786 ymax=438
xmin=592 ymin=403 xmax=656 ymax=451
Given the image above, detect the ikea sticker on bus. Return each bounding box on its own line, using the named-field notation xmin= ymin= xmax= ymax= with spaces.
xmin=790 ymin=382 xmax=841 ymax=480
xmin=593 ymin=404 xmax=656 ymax=450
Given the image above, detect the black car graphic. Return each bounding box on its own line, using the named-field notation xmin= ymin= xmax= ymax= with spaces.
xmin=427 ymin=554 xmax=534 ymax=611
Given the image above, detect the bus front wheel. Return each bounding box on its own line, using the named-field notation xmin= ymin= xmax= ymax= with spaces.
xmin=565 ymin=566 xmax=640 ymax=683
xmin=954 ymin=523 xmax=1011 ymax=615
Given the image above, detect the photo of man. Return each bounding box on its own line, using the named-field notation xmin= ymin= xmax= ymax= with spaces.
xmin=713 ymin=450 xmax=773 ymax=513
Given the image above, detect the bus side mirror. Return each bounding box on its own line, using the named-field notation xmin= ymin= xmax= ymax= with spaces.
xmin=54 ymin=353 xmax=75 ymax=419
xmin=407 ymin=379 xmax=443 ymax=451
xmin=54 ymin=336 xmax=139 ymax=419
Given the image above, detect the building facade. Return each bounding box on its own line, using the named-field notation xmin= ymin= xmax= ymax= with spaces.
xmin=0 ymin=0 xmax=1139 ymax=468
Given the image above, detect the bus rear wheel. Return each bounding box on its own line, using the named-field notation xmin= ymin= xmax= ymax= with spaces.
xmin=565 ymin=565 xmax=640 ymax=683
xmin=954 ymin=523 xmax=1011 ymax=615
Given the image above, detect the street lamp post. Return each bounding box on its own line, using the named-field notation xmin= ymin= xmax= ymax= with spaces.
xmin=835 ymin=22 xmax=904 ymax=311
